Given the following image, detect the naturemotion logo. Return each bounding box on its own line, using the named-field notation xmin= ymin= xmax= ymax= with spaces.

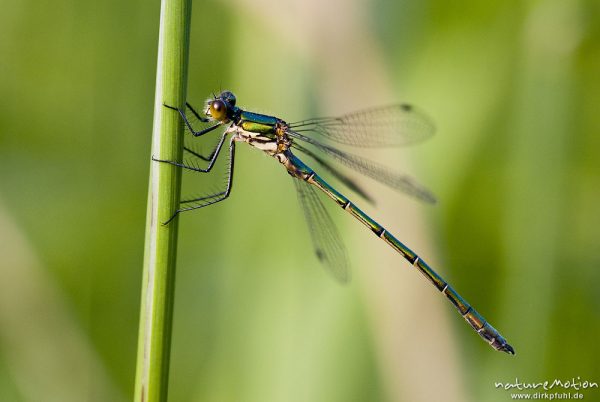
xmin=494 ymin=377 xmax=598 ymax=400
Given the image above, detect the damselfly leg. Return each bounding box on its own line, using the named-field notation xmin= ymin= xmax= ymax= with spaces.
xmin=152 ymin=130 xmax=228 ymax=173
xmin=163 ymin=103 xmax=221 ymax=137
xmin=183 ymin=145 xmax=217 ymax=162
xmin=154 ymin=103 xmax=237 ymax=225
xmin=183 ymin=102 xmax=209 ymax=123
xmin=157 ymin=137 xmax=236 ymax=225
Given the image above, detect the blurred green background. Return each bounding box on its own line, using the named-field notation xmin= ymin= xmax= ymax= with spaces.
xmin=1 ymin=0 xmax=599 ymax=401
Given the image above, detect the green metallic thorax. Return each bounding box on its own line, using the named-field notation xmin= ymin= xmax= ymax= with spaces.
xmin=238 ymin=110 xmax=279 ymax=134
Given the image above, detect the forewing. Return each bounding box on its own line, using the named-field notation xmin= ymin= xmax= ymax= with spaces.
xmin=289 ymin=104 xmax=435 ymax=148
xmin=294 ymin=178 xmax=351 ymax=283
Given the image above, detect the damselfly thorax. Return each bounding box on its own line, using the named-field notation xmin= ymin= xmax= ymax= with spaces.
xmin=224 ymin=108 xmax=304 ymax=178
xmin=229 ymin=117 xmax=292 ymax=155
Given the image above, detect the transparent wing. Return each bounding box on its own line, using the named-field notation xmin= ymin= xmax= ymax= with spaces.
xmin=288 ymin=104 xmax=435 ymax=148
xmin=289 ymin=130 xmax=436 ymax=204
xmin=294 ymin=178 xmax=350 ymax=283
xmin=293 ymin=142 xmax=375 ymax=204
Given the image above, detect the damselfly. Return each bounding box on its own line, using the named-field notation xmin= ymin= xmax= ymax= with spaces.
xmin=155 ymin=91 xmax=515 ymax=354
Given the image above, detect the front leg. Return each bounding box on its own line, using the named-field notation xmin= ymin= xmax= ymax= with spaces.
xmin=163 ymin=103 xmax=221 ymax=137
xmin=185 ymin=102 xmax=208 ymax=122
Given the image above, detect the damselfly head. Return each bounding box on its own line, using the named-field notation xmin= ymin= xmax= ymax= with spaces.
xmin=206 ymin=91 xmax=237 ymax=122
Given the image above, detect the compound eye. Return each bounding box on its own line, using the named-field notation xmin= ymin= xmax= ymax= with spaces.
xmin=209 ymin=99 xmax=227 ymax=120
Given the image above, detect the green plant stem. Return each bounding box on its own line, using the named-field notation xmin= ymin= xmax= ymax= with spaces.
xmin=133 ymin=0 xmax=192 ymax=401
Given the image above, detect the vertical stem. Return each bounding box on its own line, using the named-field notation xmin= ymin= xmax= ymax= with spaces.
xmin=134 ymin=0 xmax=192 ymax=401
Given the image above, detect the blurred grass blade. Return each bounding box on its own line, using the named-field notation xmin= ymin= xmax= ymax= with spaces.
xmin=133 ymin=0 xmax=192 ymax=401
